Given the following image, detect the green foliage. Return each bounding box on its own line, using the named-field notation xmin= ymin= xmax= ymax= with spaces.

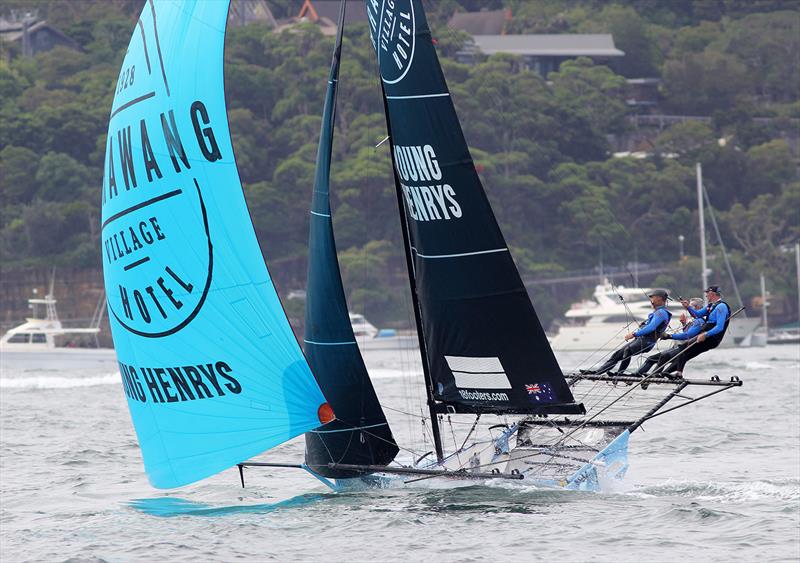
xmin=0 ymin=0 xmax=797 ymax=324
xmin=575 ymin=4 xmax=662 ymax=77
xmin=0 ymin=145 xmax=40 ymax=204
xmin=662 ymin=50 xmax=750 ymax=114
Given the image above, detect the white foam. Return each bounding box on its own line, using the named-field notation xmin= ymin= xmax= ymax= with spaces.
xmin=0 ymin=372 xmax=120 ymax=389
xmin=634 ymin=479 xmax=800 ymax=503
xmin=744 ymin=361 xmax=773 ymax=370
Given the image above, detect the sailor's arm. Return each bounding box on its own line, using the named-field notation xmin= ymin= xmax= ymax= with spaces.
xmin=633 ymin=309 xmax=668 ymax=337
xmin=671 ymin=318 xmax=704 ymax=340
xmin=680 ymin=298 xmax=705 ymax=318
xmin=686 ymin=306 xmax=705 ymax=319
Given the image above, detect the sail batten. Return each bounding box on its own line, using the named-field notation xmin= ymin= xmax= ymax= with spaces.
xmin=102 ymin=0 xmax=328 ymax=489
xmin=367 ymin=0 xmax=582 ymax=416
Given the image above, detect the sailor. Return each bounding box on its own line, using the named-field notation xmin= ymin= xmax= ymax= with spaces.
xmin=633 ymin=298 xmax=705 ymax=378
xmin=591 ymin=289 xmax=673 ymax=375
xmin=663 ymin=285 xmax=731 ymax=376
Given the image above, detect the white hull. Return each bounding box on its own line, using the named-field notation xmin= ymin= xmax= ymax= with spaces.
xmin=551 ymin=316 xmax=761 ymax=351
xmin=356 ymin=334 xmax=418 ymax=352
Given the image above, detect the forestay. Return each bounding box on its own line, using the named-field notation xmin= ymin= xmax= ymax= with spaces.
xmin=101 ymin=0 xmax=326 ymax=489
xmin=366 ymin=0 xmax=582 ymax=415
xmin=303 ymin=1 xmax=399 ymax=478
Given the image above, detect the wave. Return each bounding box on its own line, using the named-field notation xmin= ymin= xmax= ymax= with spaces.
xmin=634 ymin=478 xmax=800 ymax=503
xmin=0 ymin=373 xmax=120 ymax=389
xmin=744 ymin=361 xmax=773 ymax=370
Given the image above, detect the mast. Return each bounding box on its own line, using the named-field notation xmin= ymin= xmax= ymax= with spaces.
xmin=795 ymin=242 xmax=800 ymax=324
xmin=697 ymin=163 xmax=709 ymax=297
xmin=378 ymin=85 xmax=444 ymax=464
xmin=703 ymin=186 xmax=746 ymax=311
xmin=760 ymin=273 xmax=768 ymax=334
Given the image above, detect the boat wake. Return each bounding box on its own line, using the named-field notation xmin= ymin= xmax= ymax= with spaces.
xmin=0 ymin=372 xmax=120 ymax=389
xmin=633 ymin=478 xmax=800 ymax=503
xmin=127 ymin=493 xmax=330 ymax=517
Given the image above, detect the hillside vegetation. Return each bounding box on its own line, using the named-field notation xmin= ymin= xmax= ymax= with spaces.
xmin=0 ymin=0 xmax=798 ymax=325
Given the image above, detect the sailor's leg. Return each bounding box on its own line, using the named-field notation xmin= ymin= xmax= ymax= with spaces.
xmin=595 ymin=345 xmax=628 ymax=375
xmin=653 ymin=345 xmax=683 ymax=373
xmin=634 ymin=352 xmax=661 ymax=376
xmin=618 ymin=338 xmax=652 ymax=373
xmin=674 ymin=340 xmax=713 ymax=373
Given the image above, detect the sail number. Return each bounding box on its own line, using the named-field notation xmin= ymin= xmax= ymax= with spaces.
xmin=117 ymin=64 xmax=136 ymax=94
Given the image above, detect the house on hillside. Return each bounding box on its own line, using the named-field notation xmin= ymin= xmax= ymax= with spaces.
xmin=447 ymin=8 xmax=625 ymax=78
xmin=0 ymin=16 xmax=80 ymax=58
xmin=455 ymin=33 xmax=625 ymax=77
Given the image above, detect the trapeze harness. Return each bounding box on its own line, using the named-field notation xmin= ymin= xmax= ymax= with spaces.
xmin=697 ymin=300 xmax=732 ymax=347
xmin=670 ymin=300 xmax=732 ymax=373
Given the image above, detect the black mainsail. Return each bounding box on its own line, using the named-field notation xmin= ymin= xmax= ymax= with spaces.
xmin=303 ymin=2 xmax=399 ymax=478
xmin=367 ymin=0 xmax=583 ymax=417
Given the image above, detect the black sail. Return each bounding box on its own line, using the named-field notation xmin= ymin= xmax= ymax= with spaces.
xmin=303 ymin=2 xmax=399 ymax=478
xmin=367 ymin=0 xmax=583 ymax=415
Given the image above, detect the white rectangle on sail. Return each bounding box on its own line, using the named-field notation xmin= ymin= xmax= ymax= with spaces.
xmin=452 ymin=371 xmax=512 ymax=389
xmin=445 ymin=356 xmax=512 ymax=389
xmin=445 ymin=356 xmax=504 ymax=373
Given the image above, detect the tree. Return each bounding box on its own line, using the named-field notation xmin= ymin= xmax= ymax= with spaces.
xmin=550 ymin=57 xmax=628 ymax=135
xmin=577 ymin=4 xmax=661 ymax=77
xmin=743 ymin=139 xmax=795 ymax=199
xmin=661 ymin=50 xmax=751 ymax=114
xmin=34 ymin=152 xmax=92 ymax=202
xmin=0 ymin=145 xmax=40 ymax=204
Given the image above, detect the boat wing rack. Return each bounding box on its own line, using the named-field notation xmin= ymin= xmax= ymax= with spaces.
xmin=523 ymin=373 xmax=743 ymax=433
xmin=569 ymin=373 xmax=743 ymax=387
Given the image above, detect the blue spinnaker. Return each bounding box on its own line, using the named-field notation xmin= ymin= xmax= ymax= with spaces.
xmin=101 ymin=0 xmax=326 ymax=489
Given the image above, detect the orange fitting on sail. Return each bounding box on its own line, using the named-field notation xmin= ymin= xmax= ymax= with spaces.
xmin=317 ymin=402 xmax=335 ymax=424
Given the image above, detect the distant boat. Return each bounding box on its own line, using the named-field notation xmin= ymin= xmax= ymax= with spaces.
xmin=0 ymin=292 xmax=116 ymax=374
xmin=550 ymin=279 xmax=760 ymax=351
xmin=767 ymin=327 xmax=800 ymax=345
xmin=348 ymin=313 xmax=378 ymax=339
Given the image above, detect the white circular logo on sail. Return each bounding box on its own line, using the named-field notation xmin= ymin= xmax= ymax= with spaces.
xmin=367 ymin=0 xmax=416 ymax=84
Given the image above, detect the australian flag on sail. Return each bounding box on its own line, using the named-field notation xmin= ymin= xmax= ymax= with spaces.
xmin=526 ymin=383 xmax=555 ymax=402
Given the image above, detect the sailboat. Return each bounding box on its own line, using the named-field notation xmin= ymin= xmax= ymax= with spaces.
xmin=103 ymin=0 xmax=743 ymax=492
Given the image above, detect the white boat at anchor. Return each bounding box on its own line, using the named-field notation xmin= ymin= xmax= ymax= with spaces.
xmin=0 ymin=293 xmax=117 ymax=375
xmin=348 ymin=313 xmax=378 ymax=339
xmin=550 ymin=280 xmax=760 ymax=351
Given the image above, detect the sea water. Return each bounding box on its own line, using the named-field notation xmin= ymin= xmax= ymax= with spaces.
xmin=1 ymin=345 xmax=798 ymax=562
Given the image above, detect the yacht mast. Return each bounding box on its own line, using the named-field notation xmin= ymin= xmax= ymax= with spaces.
xmin=795 ymin=243 xmax=800 ymax=324
xmin=697 ymin=163 xmax=709 ymax=297
xmin=760 ymin=273 xmax=768 ymax=334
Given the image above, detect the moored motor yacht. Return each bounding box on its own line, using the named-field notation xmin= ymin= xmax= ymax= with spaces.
xmin=550 ymin=279 xmax=760 ymax=351
xmin=0 ymin=293 xmax=117 ymax=374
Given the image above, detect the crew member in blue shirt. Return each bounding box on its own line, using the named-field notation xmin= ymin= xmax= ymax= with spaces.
xmin=633 ymin=298 xmax=704 ymax=377
xmin=592 ymin=289 xmax=673 ymax=375
xmin=663 ymin=285 xmax=731 ymax=376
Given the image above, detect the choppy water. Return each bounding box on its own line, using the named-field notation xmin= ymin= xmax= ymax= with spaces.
xmin=1 ymin=346 xmax=798 ymax=562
